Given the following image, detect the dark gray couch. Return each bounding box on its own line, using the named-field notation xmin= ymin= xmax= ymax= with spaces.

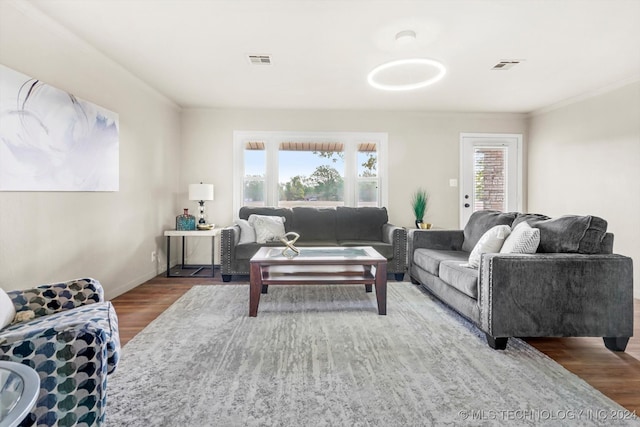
xmin=222 ymin=206 xmax=407 ymax=281
xmin=409 ymin=210 xmax=634 ymax=351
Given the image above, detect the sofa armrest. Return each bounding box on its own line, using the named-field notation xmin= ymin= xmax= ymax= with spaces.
xmin=221 ymin=225 xmax=240 ymax=274
xmin=408 ymin=229 xmax=464 ymax=260
xmin=478 ymin=253 xmax=634 ymax=339
xmin=7 ymin=278 xmax=104 ymax=319
xmin=0 ymin=304 xmax=116 ymax=425
xmin=382 ymin=224 xmax=407 ymax=273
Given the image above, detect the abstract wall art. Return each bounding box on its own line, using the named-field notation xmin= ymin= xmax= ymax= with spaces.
xmin=0 ymin=64 xmax=119 ymax=191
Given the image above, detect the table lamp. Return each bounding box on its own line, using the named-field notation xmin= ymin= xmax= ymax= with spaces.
xmin=189 ymin=182 xmax=214 ymax=224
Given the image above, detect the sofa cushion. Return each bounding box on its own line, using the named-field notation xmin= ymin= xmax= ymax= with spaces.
xmin=296 ymin=241 xmax=340 ymax=247
xmin=462 ymin=210 xmax=517 ymax=252
xmin=235 ymin=242 xmax=281 ymax=260
xmin=249 ymin=214 xmax=286 ymax=243
xmin=512 ymin=213 xmax=551 ymax=228
xmin=439 ymin=260 xmax=478 ymax=299
xmin=336 ymin=207 xmax=387 ymax=241
xmin=239 ymin=207 xmax=294 ymax=232
xmin=520 ymin=215 xmax=608 ymax=254
xmin=291 ymin=207 xmax=337 ymax=242
xmin=467 ymin=225 xmax=511 ymax=268
xmin=500 ymin=222 xmax=540 ymax=254
xmin=413 ymin=249 xmax=469 ymax=276
xmin=337 ymin=241 xmax=394 ymax=259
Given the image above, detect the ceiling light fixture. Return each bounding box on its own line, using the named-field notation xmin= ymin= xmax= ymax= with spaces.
xmin=395 ymin=30 xmax=416 ymax=44
xmin=367 ymin=58 xmax=447 ymax=91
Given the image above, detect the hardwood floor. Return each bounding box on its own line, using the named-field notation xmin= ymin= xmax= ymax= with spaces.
xmin=111 ymin=274 xmax=640 ymax=414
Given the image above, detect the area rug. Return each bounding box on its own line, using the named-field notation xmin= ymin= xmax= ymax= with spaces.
xmin=106 ymin=283 xmax=637 ymax=426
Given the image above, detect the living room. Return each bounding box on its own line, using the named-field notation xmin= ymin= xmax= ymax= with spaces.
xmin=1 ymin=0 xmax=639 ymax=425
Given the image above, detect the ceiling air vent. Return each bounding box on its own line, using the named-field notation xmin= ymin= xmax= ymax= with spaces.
xmin=248 ymin=54 xmax=272 ymax=65
xmin=491 ymin=60 xmax=522 ymax=70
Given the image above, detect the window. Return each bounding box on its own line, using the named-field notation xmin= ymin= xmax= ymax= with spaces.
xmin=233 ymin=131 xmax=387 ymax=215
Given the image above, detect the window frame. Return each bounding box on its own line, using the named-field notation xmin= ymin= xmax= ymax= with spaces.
xmin=233 ymin=131 xmax=388 ymax=218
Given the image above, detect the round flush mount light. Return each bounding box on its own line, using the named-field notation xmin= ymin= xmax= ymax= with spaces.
xmin=395 ymin=30 xmax=416 ymax=44
xmin=367 ymin=58 xmax=447 ymax=91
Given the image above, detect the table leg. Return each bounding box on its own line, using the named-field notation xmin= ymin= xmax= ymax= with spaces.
xmin=166 ymin=236 xmax=171 ymax=277
xmin=375 ymin=261 xmax=387 ymax=315
xmin=211 ymin=235 xmax=215 ymax=277
xmin=249 ymin=262 xmax=262 ymax=317
xmin=181 ymin=236 xmax=186 ymax=268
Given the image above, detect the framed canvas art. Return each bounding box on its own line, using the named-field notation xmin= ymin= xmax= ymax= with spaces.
xmin=0 ymin=64 xmax=119 ymax=191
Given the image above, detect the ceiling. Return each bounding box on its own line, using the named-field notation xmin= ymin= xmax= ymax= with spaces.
xmin=28 ymin=0 xmax=640 ymax=113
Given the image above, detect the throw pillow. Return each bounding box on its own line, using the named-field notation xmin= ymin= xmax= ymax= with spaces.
xmin=0 ymin=287 xmax=16 ymax=329
xmin=467 ymin=225 xmax=511 ymax=268
xmin=248 ymin=214 xmax=286 ymax=243
xmin=500 ymin=222 xmax=540 ymax=254
xmin=236 ymin=219 xmax=256 ymax=244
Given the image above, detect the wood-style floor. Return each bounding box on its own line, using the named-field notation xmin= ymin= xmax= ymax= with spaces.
xmin=111 ymin=274 xmax=640 ymax=414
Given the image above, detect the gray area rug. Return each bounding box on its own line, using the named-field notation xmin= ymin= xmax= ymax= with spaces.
xmin=106 ymin=283 xmax=637 ymax=426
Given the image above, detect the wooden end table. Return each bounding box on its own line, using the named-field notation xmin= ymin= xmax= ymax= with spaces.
xmin=249 ymin=246 xmax=387 ymax=317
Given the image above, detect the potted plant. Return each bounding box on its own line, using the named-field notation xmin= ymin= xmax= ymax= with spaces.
xmin=411 ymin=188 xmax=430 ymax=229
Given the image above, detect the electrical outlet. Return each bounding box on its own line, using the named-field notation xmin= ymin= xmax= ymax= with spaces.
xmin=151 ymin=251 xmax=157 ymax=262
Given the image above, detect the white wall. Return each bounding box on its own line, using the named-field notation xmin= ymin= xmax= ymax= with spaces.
xmin=0 ymin=1 xmax=182 ymax=298
xmin=179 ymin=108 xmax=527 ymax=263
xmin=528 ymin=81 xmax=640 ymax=297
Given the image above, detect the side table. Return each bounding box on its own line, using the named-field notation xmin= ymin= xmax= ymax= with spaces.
xmin=0 ymin=361 xmax=40 ymax=427
xmin=164 ymin=229 xmax=220 ymax=277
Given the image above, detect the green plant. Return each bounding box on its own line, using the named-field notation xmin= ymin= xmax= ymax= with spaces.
xmin=411 ymin=188 xmax=429 ymax=220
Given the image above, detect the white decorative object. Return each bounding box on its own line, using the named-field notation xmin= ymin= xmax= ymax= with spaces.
xmin=248 ymin=214 xmax=286 ymax=243
xmin=0 ymin=288 xmax=16 ymax=329
xmin=0 ymin=64 xmax=119 ymax=191
xmin=500 ymin=222 xmax=540 ymax=254
xmin=467 ymin=225 xmax=511 ymax=268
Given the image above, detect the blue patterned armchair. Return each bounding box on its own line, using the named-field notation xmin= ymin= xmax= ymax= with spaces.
xmin=0 ymin=278 xmax=120 ymax=427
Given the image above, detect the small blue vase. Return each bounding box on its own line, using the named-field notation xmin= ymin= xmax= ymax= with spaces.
xmin=176 ymin=208 xmax=196 ymax=231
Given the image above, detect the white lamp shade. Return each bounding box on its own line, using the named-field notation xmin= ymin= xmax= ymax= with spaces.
xmin=189 ymin=183 xmax=214 ymax=201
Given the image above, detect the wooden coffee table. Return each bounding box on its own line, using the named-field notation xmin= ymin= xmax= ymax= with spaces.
xmin=249 ymin=246 xmax=387 ymax=317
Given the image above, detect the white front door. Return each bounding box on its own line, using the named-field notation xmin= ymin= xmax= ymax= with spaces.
xmin=459 ymin=133 xmax=523 ymax=228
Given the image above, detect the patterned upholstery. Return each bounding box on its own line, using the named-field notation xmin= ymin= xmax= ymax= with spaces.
xmin=0 ymin=278 xmax=120 ymax=427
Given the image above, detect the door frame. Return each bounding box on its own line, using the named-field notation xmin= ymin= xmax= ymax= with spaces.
xmin=459 ymin=133 xmax=524 ymax=228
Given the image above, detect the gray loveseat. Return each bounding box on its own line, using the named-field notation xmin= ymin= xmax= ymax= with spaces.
xmin=222 ymin=206 xmax=407 ymax=281
xmin=409 ymin=210 xmax=634 ymax=351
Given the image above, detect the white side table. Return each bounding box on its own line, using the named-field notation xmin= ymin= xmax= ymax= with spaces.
xmin=0 ymin=361 xmax=40 ymax=427
xmin=164 ymin=229 xmax=220 ymax=277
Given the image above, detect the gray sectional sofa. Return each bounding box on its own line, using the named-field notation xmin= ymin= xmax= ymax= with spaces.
xmin=222 ymin=206 xmax=407 ymax=281
xmin=409 ymin=210 xmax=634 ymax=351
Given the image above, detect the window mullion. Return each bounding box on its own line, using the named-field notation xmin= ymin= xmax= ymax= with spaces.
xmin=343 ymin=139 xmax=356 ymax=207
xmin=266 ymin=138 xmax=279 ymax=206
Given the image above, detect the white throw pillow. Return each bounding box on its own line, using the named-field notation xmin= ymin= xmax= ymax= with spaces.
xmin=0 ymin=287 xmax=16 ymax=329
xmin=236 ymin=219 xmax=256 ymax=244
xmin=467 ymin=225 xmax=511 ymax=268
xmin=248 ymin=214 xmax=286 ymax=243
xmin=500 ymin=222 xmax=540 ymax=254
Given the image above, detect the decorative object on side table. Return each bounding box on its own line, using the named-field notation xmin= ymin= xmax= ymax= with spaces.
xmin=411 ymin=188 xmax=430 ymax=229
xmin=176 ymin=208 xmax=196 ymax=231
xmin=189 ymin=182 xmax=214 ymax=224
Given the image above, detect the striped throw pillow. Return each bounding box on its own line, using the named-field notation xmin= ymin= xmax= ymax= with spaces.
xmin=500 ymin=222 xmax=540 ymax=254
